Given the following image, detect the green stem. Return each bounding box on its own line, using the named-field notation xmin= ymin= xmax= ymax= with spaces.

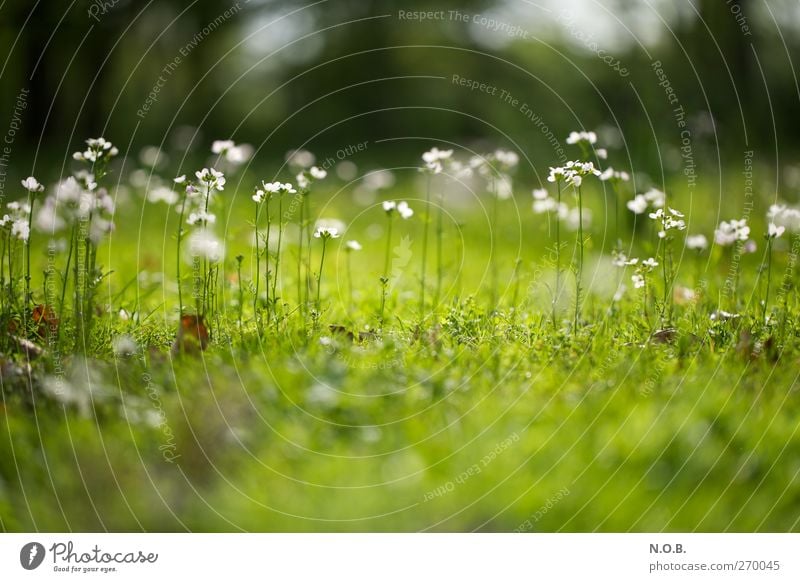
xmin=272 ymin=196 xmax=283 ymax=318
xmin=420 ymin=174 xmax=431 ymax=314
xmin=316 ymin=239 xmax=327 ymax=312
xmin=176 ymin=193 xmax=187 ymax=315
xmin=574 ymin=184 xmax=584 ymax=331
xmin=253 ymin=201 xmax=261 ymax=323
xmin=24 ymin=191 xmax=34 ymax=307
xmin=435 ymin=188 xmax=444 ymax=310
xmin=764 ymin=238 xmax=773 ymax=322
xmin=379 ymin=214 xmax=394 ymax=326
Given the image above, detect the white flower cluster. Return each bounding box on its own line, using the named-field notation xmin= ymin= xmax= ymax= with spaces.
xmin=252 ymin=181 xmax=297 ymax=204
xmin=626 ymin=188 xmax=665 ymax=215
xmin=35 ymin=177 xmax=115 ymax=242
xmin=296 ymin=166 xmax=327 ymax=189
xmin=313 ymin=226 xmax=340 ymax=240
xmin=714 ymin=218 xmax=750 ymax=246
xmin=626 ymin=257 xmax=658 ymax=289
xmin=767 ymin=203 xmax=800 ymax=232
xmin=1 ymin=201 xmax=32 ymax=242
xmin=211 ymin=140 xmax=253 ymax=166
xmin=21 ymin=176 xmax=44 ymax=193
xmin=649 ymin=207 xmax=686 ymax=239
xmin=72 ymin=137 xmax=118 ymax=163
xmin=531 ymin=188 xmax=567 ymax=218
xmin=547 ymin=160 xmax=601 ymax=188
xmin=382 ymin=200 xmax=414 ymax=219
xmin=685 ymin=234 xmax=708 ymax=251
xmin=566 ymin=131 xmax=597 ymax=146
xmin=195 ymin=167 xmax=226 ymax=191
xmin=599 ymin=167 xmax=630 ymax=182
xmin=422 ymin=147 xmax=453 ymax=174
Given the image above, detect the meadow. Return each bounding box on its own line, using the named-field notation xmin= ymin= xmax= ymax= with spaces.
xmin=1 ymin=134 xmax=799 ymax=532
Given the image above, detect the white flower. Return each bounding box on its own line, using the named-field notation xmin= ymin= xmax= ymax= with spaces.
xmin=285 ymin=149 xmax=316 ymax=169
xmin=187 ymin=210 xmax=216 ymax=226
xmin=174 ymin=175 xmax=187 ymax=184
xmin=34 ymin=197 xmax=65 ymax=233
xmin=187 ymin=229 xmax=224 ymax=262
xmin=631 ymin=273 xmax=645 ymax=289
xmin=686 ymin=234 xmax=708 ymax=250
xmin=211 ymin=139 xmax=235 ymax=154
xmin=314 ymin=226 xmax=340 ymax=239
xmin=492 ymin=174 xmax=513 ymax=199
xmin=643 ymin=188 xmax=665 ymax=208
xmin=310 ymin=166 xmax=327 ymax=180
xmin=611 ymin=251 xmax=629 ymax=267
xmin=642 ymin=257 xmax=659 ymax=269
xmin=252 ymin=189 xmax=267 ymax=204
xmin=397 ymin=201 xmax=414 ymax=219
xmin=767 ymin=223 xmax=786 ymax=239
xmin=73 ymin=137 xmax=118 ymax=164
xmin=533 ymin=198 xmax=557 ymax=214
xmin=11 ymin=218 xmax=29 ymax=242
xmin=714 ymin=219 xmax=750 ymax=246
xmin=532 ymin=188 xmax=548 ymax=200
xmin=21 ymin=176 xmax=44 ymax=192
xmin=493 ymin=149 xmax=519 ymax=170
xmin=446 ymin=159 xmax=473 ymax=179
xmin=261 ymin=181 xmax=296 ymax=195
xmin=599 ymin=167 xmax=630 ymax=182
xmin=195 ymin=167 xmax=226 ymax=190
xmin=345 ymin=240 xmax=362 ymax=251
xmin=596 ymin=148 xmax=608 ymax=160
xmin=626 ymin=195 xmax=648 ymax=215
xmin=384 ymin=200 xmax=413 ymax=219
xmin=566 ymin=131 xmax=597 ymax=145
xmin=147 ymin=186 xmax=179 ymax=205
xmin=767 ymin=204 xmax=786 ymax=220
xmin=422 ymin=147 xmax=454 ymax=174
xmin=225 ymin=144 xmax=253 ymax=165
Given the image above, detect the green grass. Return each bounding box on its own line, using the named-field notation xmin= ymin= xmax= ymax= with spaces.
xmin=2 ymin=173 xmax=800 ymax=532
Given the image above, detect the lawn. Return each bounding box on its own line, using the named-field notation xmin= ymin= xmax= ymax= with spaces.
xmin=1 ymin=139 xmax=799 ymax=532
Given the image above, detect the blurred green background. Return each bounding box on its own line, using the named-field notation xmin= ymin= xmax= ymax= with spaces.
xmin=1 ymin=0 xmax=799 ymax=187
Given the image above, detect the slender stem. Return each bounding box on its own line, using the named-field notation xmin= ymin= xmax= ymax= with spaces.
xmin=553 ymin=182 xmax=562 ymax=330
xmin=316 ymin=239 xmax=327 ymax=311
xmin=420 ymin=173 xmax=431 ymax=314
xmin=297 ymin=194 xmax=304 ymax=312
xmin=491 ymin=179 xmax=499 ymax=307
xmin=264 ymin=197 xmax=272 ymax=323
xmin=176 ymin=193 xmax=187 ymax=315
xmin=764 ymin=238 xmax=773 ymax=321
xmin=574 ymin=184 xmax=583 ymax=330
xmin=379 ymin=214 xmax=394 ymax=326
xmin=253 ymin=201 xmax=260 ymax=322
xmin=272 ymin=196 xmax=283 ymax=319
xmin=24 ymin=190 xmax=34 ymax=307
xmin=347 ymin=250 xmax=354 ymax=317
xmin=435 ymin=187 xmax=444 ymax=310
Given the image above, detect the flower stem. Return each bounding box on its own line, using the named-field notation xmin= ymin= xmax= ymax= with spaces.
xmin=176 ymin=193 xmax=187 ymax=315
xmin=272 ymin=196 xmax=283 ymax=324
xmin=574 ymin=184 xmax=584 ymax=331
xmin=379 ymin=214 xmax=394 ymax=326
xmin=24 ymin=191 xmax=34 ymax=307
xmin=764 ymin=238 xmax=774 ymax=322
xmin=420 ymin=174 xmax=431 ymax=315
xmin=253 ymin=201 xmax=261 ymax=323
xmin=316 ymin=239 xmax=327 ymax=312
